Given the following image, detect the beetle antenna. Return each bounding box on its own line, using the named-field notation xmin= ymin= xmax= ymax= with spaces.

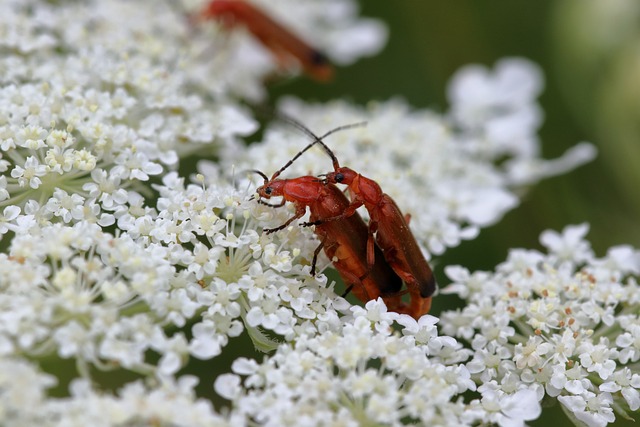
xmin=315 ymin=121 xmax=367 ymax=168
xmin=245 ymin=169 xmax=269 ymax=184
xmin=272 ymin=112 xmax=366 ymax=178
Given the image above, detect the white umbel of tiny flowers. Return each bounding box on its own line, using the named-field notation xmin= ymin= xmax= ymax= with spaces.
xmin=0 ymin=0 xmax=264 ymax=239
xmin=215 ymin=300 xmax=484 ymax=426
xmin=0 ymin=166 xmax=343 ymax=381
xmin=440 ymin=224 xmax=640 ymax=426
xmin=0 ymin=358 xmax=57 ymax=425
xmin=0 ymin=1 xmax=626 ymax=426
xmin=7 ymin=0 xmax=361 ymax=219
xmin=37 ymin=376 xmax=230 ymax=427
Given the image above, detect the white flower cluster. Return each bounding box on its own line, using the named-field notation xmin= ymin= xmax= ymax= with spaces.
xmin=0 ymin=167 xmax=354 ymax=372
xmin=0 ymin=358 xmax=228 ymax=426
xmin=0 ymin=0 xmax=258 ymax=231
xmin=0 ymin=0 xmax=384 ymax=236
xmin=0 ymin=0 xmax=390 ymax=425
xmin=441 ymin=224 xmax=640 ymax=427
xmin=1 ymin=1 xmax=632 ymax=427
xmin=230 ymin=59 xmax=595 ymax=258
xmin=215 ymin=300 xmax=542 ymax=426
xmin=0 ymin=166 xmax=373 ymax=424
xmin=210 ymin=225 xmax=640 ymax=427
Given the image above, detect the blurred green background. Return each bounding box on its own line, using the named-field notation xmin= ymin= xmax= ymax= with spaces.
xmin=267 ymin=1 xmax=640 ymax=425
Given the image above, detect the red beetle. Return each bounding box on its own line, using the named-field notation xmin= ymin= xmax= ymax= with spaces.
xmin=253 ymin=171 xmax=407 ymax=313
xmin=278 ymin=117 xmax=437 ymax=317
xmin=198 ymin=0 xmax=334 ymax=81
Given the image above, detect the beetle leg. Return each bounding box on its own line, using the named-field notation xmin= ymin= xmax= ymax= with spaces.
xmin=258 ymin=198 xmax=286 ymax=208
xmin=365 ymin=219 xmax=379 ymax=268
xmin=388 ymin=260 xmax=430 ymax=296
xmin=341 ymin=284 xmax=354 ymax=298
xmin=315 ymin=241 xmax=366 ymax=300
xmin=263 ymin=205 xmax=306 ymax=234
xmin=336 ymin=269 xmax=370 ymax=301
xmin=264 ymin=214 xmax=298 ymax=233
xmin=310 ymin=235 xmax=327 ymax=276
xmin=337 ymin=200 xmax=362 ymax=220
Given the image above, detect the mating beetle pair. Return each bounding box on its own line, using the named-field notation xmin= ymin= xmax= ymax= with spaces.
xmin=252 ymin=120 xmax=437 ymax=319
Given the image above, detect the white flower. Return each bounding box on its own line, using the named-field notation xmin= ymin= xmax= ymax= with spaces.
xmin=441 ymin=265 xmax=501 ymax=299
xmin=10 ymin=156 xmax=47 ymax=189
xmin=0 ymin=358 xmax=56 ymax=425
xmin=43 ymin=188 xmax=85 ymax=223
xmin=189 ymin=320 xmax=228 ymax=360
xmin=151 ymin=332 xmax=190 ymax=376
xmin=548 ymin=363 xmax=591 ymax=396
xmin=577 ymin=338 xmax=618 ymax=380
xmin=466 ymin=343 xmax=514 ymax=383
xmin=472 ymin=388 xmax=541 ymax=427
xmin=83 ymin=169 xmax=128 ymax=209
xmin=540 ymin=223 xmax=594 ymax=266
xmin=599 ymin=368 xmax=640 ymax=411
xmin=616 ymin=323 xmax=640 ymax=364
xmin=15 ymin=125 xmax=48 ymax=149
xmin=214 ymin=373 xmax=242 ymax=400
xmin=547 ymin=329 xmax=577 ymax=364
xmin=262 ymin=244 xmax=294 ymax=272
xmin=559 ymin=391 xmax=615 ymax=427
xmin=0 ymin=206 xmax=20 ymax=235
xmin=98 ymin=315 xmax=152 ymax=369
xmin=397 ymin=313 xmax=439 ymax=345
xmin=353 ymin=297 xmax=398 ymax=327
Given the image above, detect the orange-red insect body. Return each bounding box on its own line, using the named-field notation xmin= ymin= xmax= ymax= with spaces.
xmin=199 ymin=0 xmax=333 ymax=81
xmin=280 ymin=119 xmax=437 ymax=318
xmin=327 ymin=167 xmax=437 ymax=317
xmin=254 ymin=174 xmax=407 ymax=311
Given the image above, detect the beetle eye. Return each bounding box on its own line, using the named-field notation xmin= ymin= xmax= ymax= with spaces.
xmin=265 ymin=187 xmax=273 ymax=195
xmin=335 ymin=173 xmax=344 ymax=183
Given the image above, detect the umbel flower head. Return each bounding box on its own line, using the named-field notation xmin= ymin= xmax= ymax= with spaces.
xmin=441 ymin=224 xmax=640 ymax=427
xmin=208 ymin=225 xmax=640 ymax=426
xmin=0 ymin=0 xmax=633 ymax=426
xmin=214 ymin=300 xmax=542 ymax=426
xmin=0 ymin=0 xmax=384 ymax=238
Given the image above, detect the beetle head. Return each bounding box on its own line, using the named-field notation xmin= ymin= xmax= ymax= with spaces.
xmin=256 ymin=179 xmax=287 ymax=200
xmin=325 ymin=167 xmax=357 ymax=186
